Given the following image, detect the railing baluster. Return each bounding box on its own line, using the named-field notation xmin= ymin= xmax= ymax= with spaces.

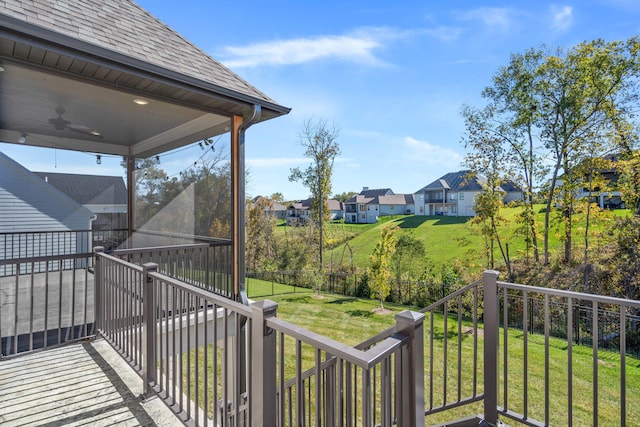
xmin=593 ymin=300 xmax=599 ymax=427
xmin=567 ymin=297 xmax=573 ymax=427
xmin=503 ymin=286 xmax=508 ymax=411
xmin=544 ymin=293 xmax=550 ymax=426
xmin=523 ymin=290 xmax=529 ymax=421
xmin=620 ymin=304 xmax=626 ymax=427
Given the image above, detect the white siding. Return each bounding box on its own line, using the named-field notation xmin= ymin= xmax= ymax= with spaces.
xmin=457 ymin=191 xmax=478 ymax=217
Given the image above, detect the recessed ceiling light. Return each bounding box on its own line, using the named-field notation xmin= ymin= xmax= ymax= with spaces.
xmin=133 ymin=98 xmax=149 ymax=105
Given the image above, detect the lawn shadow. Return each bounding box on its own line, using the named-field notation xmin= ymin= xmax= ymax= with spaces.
xmin=328 ymin=297 xmax=358 ymax=305
xmin=281 ymin=295 xmax=311 ymax=303
xmin=347 ymin=309 xmax=374 ymax=318
xmin=395 ymin=216 xmax=430 ymax=228
xmin=430 ymin=216 xmax=471 ymax=226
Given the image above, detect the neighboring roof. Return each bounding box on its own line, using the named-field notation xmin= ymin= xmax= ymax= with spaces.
xmin=33 ymin=172 xmax=127 ymax=205
xmin=327 ymin=199 xmax=344 ymax=211
xmin=288 ymin=198 xmax=343 ymax=211
xmin=416 ymin=170 xmax=485 ymax=193
xmin=0 ymin=151 xmax=94 ymax=231
xmin=0 ymin=0 xmax=276 ymax=106
xmin=500 ymin=181 xmax=522 ymax=192
xmin=359 ymin=188 xmax=394 ymax=198
xmin=345 ymin=194 xmax=375 ymax=204
xmin=378 ymin=194 xmax=414 ymax=205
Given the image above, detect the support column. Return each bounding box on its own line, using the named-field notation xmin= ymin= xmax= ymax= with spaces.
xmin=250 ymin=300 xmax=278 ymax=426
xmin=126 ymin=154 xmax=135 ymax=248
xmin=483 ymin=269 xmax=501 ymax=426
xmin=231 ymin=115 xmax=245 ymax=302
xmin=395 ymin=310 xmax=425 ymax=426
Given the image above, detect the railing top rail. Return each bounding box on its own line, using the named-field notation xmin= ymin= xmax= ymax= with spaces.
xmin=109 ymin=243 xmax=212 ymax=255
xmin=133 ymin=228 xmax=231 ymax=246
xmin=498 ymin=280 xmax=640 ymax=308
xmin=0 ymin=252 xmax=93 ymax=266
xmin=148 ymin=270 xmax=253 ymax=316
xmin=97 ymin=251 xmax=144 ymax=273
xmin=421 ymin=278 xmax=484 ymax=313
xmin=266 ymin=316 xmax=406 ymax=369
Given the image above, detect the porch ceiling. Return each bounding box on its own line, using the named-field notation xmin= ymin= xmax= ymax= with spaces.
xmin=0 ymin=3 xmax=290 ymax=158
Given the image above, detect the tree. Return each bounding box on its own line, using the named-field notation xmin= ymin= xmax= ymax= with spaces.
xmin=246 ymin=197 xmax=277 ymax=272
xmin=390 ymin=231 xmax=425 ymax=302
xmin=289 ymin=118 xmax=341 ymax=271
xmin=474 ymin=48 xmax=546 ymax=264
xmin=333 ymin=191 xmax=357 ymax=203
xmin=461 ymin=106 xmax=513 ymax=278
xmin=269 ymin=192 xmax=285 ymax=203
xmin=472 ymin=37 xmax=640 ymax=265
xmin=368 ymin=225 xmax=398 ymax=310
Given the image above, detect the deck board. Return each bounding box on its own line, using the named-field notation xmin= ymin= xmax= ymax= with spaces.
xmin=0 ymin=339 xmax=181 ymax=426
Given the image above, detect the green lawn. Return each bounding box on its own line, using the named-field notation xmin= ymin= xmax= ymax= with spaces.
xmin=327 ymin=206 xmax=631 ymax=277
xmin=257 ymin=292 xmax=640 ymax=426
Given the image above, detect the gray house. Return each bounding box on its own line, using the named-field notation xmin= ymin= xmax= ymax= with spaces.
xmin=0 ymin=152 xmax=95 ymax=233
xmin=0 ymin=152 xmax=95 ymax=273
xmin=414 ymin=170 xmax=524 ymax=217
xmin=34 ymin=172 xmax=127 ymax=230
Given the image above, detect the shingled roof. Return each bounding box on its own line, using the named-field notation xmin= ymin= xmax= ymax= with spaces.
xmin=0 ymin=0 xmax=275 ymax=106
xmin=0 ymin=0 xmax=290 ymax=158
xmin=415 ymin=170 xmax=486 ymax=193
xmin=33 ymin=172 xmax=127 ymax=205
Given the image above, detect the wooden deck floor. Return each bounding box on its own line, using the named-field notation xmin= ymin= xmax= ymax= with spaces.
xmin=0 ymin=339 xmax=181 ymax=426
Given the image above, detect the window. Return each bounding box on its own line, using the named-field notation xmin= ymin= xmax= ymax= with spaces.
xmin=459 ymin=193 xmax=464 ymax=200
xmin=359 ymin=204 xmax=365 ymax=211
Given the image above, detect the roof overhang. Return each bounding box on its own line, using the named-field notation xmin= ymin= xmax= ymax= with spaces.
xmin=0 ymin=14 xmax=290 ymax=157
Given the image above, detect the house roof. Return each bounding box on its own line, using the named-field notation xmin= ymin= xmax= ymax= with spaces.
xmin=288 ymin=198 xmax=343 ymax=211
xmin=0 ymin=151 xmax=94 ymax=231
xmin=0 ymin=0 xmax=290 ymax=157
xmin=33 ymin=172 xmax=127 ymax=205
xmin=416 ymin=170 xmax=486 ymax=193
xmin=500 ymin=181 xmax=522 ymax=192
xmin=378 ymin=194 xmax=414 ymax=205
xmin=359 ymin=188 xmax=394 ymax=198
xmin=0 ymin=0 xmax=276 ymax=106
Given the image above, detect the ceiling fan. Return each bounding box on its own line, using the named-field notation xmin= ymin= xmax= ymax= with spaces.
xmin=48 ymin=107 xmax=102 ymax=138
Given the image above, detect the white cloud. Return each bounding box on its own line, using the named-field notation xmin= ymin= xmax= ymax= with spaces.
xmin=455 ymin=7 xmax=514 ymax=30
xmin=424 ymin=26 xmax=463 ymax=42
xmin=403 ymin=136 xmax=463 ymax=166
xmin=219 ymin=27 xmax=413 ymax=68
xmin=550 ymin=5 xmax=573 ymax=31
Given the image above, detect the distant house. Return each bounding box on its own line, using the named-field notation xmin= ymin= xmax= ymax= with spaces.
xmin=251 ymin=196 xmax=287 ymax=220
xmin=0 ymin=152 xmax=96 ymax=274
xmin=286 ymin=198 xmax=344 ymax=226
xmin=34 ymin=171 xmax=127 ymax=230
xmin=500 ymin=181 xmax=525 ymax=204
xmin=560 ymin=153 xmax=625 ymax=209
xmin=344 ymin=187 xmax=414 ymax=224
xmin=414 ymin=170 xmax=523 ymax=217
xmin=0 ymin=152 xmax=95 ymax=233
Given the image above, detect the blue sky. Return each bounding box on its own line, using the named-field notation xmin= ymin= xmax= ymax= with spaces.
xmin=2 ymin=1 xmax=640 ymax=200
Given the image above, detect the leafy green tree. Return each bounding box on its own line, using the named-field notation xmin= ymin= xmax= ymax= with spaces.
xmin=472 ymin=37 xmax=640 ymax=265
xmin=246 ymin=197 xmax=277 ymax=272
xmin=390 ymin=231 xmax=425 ymax=302
xmin=333 ymin=191 xmax=357 ymax=203
xmin=368 ymin=225 xmax=398 ymax=310
xmin=461 ymin=106 xmax=513 ymax=278
xmin=289 ymin=118 xmax=341 ymax=271
xmin=471 ymin=48 xmax=546 ymax=263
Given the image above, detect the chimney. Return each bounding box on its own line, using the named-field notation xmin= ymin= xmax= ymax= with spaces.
xmin=363 ymin=186 xmax=369 ymax=191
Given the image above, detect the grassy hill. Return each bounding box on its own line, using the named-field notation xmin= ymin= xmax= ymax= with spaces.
xmin=326 ymin=205 xmax=629 ymax=278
